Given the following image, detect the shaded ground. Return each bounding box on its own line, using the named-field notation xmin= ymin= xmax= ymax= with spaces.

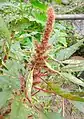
xmin=51 ymin=96 xmax=84 ymax=119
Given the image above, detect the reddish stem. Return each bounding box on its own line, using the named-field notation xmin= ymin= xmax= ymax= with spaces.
xmin=25 ymin=89 xmax=32 ymax=104
xmin=32 ymin=90 xmax=40 ymax=96
xmin=34 ymin=86 xmax=56 ymax=94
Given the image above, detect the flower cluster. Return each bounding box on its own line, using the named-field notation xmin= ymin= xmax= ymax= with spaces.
xmin=32 ymin=7 xmax=55 ymax=85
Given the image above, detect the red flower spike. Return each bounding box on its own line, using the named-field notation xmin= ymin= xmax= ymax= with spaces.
xmin=41 ymin=7 xmax=55 ymax=47
xmin=31 ymin=7 xmax=55 ymax=85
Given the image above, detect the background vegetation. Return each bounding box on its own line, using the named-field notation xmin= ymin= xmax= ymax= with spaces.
xmin=0 ymin=0 xmax=84 ymax=119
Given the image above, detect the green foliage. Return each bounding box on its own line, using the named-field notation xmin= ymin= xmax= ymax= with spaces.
xmin=40 ymin=0 xmax=62 ymax=4
xmin=0 ymin=0 xmax=84 ymax=118
xmin=61 ymin=62 xmax=84 ymax=72
xmin=56 ymin=39 xmax=84 ymax=60
xmin=49 ymin=23 xmax=67 ymax=47
xmin=42 ymin=112 xmax=64 ymax=119
xmin=0 ymin=59 xmax=25 ymax=90
xmin=54 ymin=0 xmax=62 ymax=4
xmin=0 ymin=16 xmax=10 ymax=42
xmin=30 ymin=0 xmax=48 ymax=11
xmin=10 ymin=42 xmax=25 ymax=61
xmin=48 ymin=83 xmax=84 ymax=102
xmin=61 ymin=73 xmax=84 ymax=87
xmin=0 ymin=91 xmax=11 ymax=108
xmin=72 ymin=101 xmax=84 ymax=113
xmin=10 ymin=96 xmax=28 ymax=119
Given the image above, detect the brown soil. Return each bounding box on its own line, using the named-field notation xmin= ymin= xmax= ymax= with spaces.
xmin=51 ymin=95 xmax=84 ymax=119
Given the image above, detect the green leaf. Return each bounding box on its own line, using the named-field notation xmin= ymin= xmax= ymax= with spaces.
xmin=41 ymin=112 xmax=64 ymax=119
xmin=59 ymin=37 xmax=67 ymax=47
xmin=0 ymin=1 xmax=14 ymax=8
xmin=62 ymin=59 xmax=84 ymax=65
xmin=10 ymin=96 xmax=28 ymax=119
xmin=55 ymin=23 xmax=66 ymax=30
xmin=72 ymin=101 xmax=84 ymax=113
xmin=48 ymin=33 xmax=58 ymax=45
xmin=61 ymin=73 xmax=84 ymax=87
xmin=48 ymin=83 xmax=84 ymax=102
xmin=70 ymin=91 xmax=84 ymax=97
xmin=20 ymin=37 xmax=33 ymax=49
xmin=0 ymin=16 xmax=10 ymax=42
xmin=0 ymin=59 xmax=25 ymax=90
xmin=44 ymin=60 xmax=60 ymax=74
xmin=0 ymin=91 xmax=11 ymax=109
xmin=49 ymin=30 xmax=67 ymax=46
xmin=33 ymin=12 xmax=47 ymax=26
xmin=0 ymin=0 xmax=8 ymax=2
xmin=0 ymin=75 xmax=20 ymax=90
xmin=56 ymin=39 xmax=84 ymax=60
xmin=10 ymin=42 xmax=24 ymax=61
xmin=30 ymin=0 xmax=47 ymax=11
xmin=61 ymin=63 xmax=84 ymax=72
xmin=54 ymin=0 xmax=62 ymax=4
xmin=26 ymin=70 xmax=33 ymax=99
